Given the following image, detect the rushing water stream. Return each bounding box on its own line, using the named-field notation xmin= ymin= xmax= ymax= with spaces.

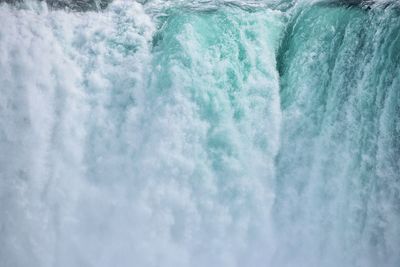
xmin=0 ymin=0 xmax=399 ymax=266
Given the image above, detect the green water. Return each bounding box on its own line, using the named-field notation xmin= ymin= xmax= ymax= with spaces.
xmin=0 ymin=1 xmax=399 ymax=266
xmin=275 ymin=4 xmax=400 ymax=266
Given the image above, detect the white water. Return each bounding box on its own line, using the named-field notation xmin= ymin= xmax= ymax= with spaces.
xmin=0 ymin=0 xmax=399 ymax=267
xmin=0 ymin=1 xmax=283 ymax=266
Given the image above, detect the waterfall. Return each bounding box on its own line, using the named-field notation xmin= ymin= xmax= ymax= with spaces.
xmin=0 ymin=1 xmax=399 ymax=266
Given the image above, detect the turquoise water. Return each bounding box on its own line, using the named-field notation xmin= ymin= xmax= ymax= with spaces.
xmin=275 ymin=3 xmax=400 ymax=266
xmin=0 ymin=1 xmax=399 ymax=267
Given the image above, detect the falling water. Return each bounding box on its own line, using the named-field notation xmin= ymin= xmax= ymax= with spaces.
xmin=0 ymin=0 xmax=399 ymax=266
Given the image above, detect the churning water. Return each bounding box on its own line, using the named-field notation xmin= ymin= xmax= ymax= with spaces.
xmin=0 ymin=0 xmax=399 ymax=266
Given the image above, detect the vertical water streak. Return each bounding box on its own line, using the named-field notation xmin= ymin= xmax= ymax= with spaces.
xmin=275 ymin=3 xmax=400 ymax=267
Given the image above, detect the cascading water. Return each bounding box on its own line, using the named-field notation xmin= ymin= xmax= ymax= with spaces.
xmin=275 ymin=3 xmax=400 ymax=266
xmin=0 ymin=0 xmax=398 ymax=267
